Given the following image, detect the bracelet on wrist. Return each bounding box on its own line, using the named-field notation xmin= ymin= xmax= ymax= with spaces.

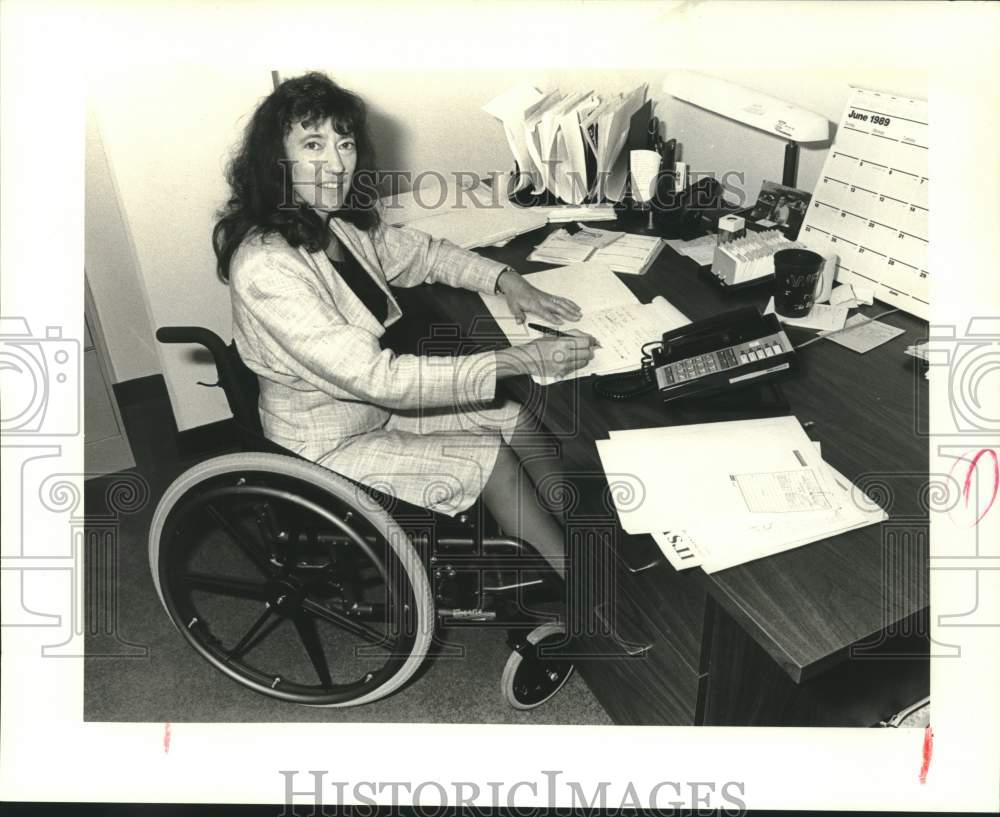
xmin=494 ymin=267 xmax=513 ymax=295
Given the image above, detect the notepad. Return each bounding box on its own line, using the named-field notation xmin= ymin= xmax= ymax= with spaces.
xmin=528 ymin=229 xmax=597 ymax=265
xmin=586 ymin=228 xmax=664 ymax=275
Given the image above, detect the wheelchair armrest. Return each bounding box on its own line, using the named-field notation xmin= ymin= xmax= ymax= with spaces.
xmin=156 ymin=325 xmax=262 ymax=436
xmin=156 ymin=326 xmax=229 ymax=354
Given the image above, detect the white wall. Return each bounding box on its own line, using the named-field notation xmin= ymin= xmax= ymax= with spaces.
xmin=300 ymin=67 xmax=657 ymax=187
xmin=90 ymin=67 xmax=272 ymax=429
xmin=92 ymin=66 xmax=925 ymax=430
xmin=85 ymin=110 xmax=160 ymax=383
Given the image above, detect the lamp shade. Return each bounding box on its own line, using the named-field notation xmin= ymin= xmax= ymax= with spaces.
xmin=662 ymin=71 xmax=830 ymax=144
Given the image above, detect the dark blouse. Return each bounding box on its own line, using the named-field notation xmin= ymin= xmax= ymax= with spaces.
xmin=331 ymin=241 xmax=389 ymax=325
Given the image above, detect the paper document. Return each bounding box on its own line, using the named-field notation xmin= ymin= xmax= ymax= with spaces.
xmin=380 ymin=176 xmax=500 ymax=226
xmin=827 ymin=314 xmax=905 ymax=354
xmin=606 ymin=421 xmax=886 ymax=573
xmin=551 ymin=205 xmax=617 ymax=222
xmin=829 ymin=283 xmax=874 ymax=308
xmin=573 ymin=225 xmax=625 ymax=248
xmin=652 ymin=530 xmax=702 ymax=571
xmin=407 ymin=206 xmax=548 ymax=250
xmin=666 ymin=235 xmax=717 ymax=266
xmin=481 ymin=261 xmax=637 ymax=345
xmin=589 ymin=229 xmax=664 ymax=275
xmin=597 ymin=417 xmax=840 ymax=536
xmin=479 ymin=262 xmax=687 ymax=385
xmin=733 ymin=469 xmax=831 ymax=514
xmin=684 ymin=460 xmax=886 ymax=573
xmin=556 ymin=296 xmax=688 ymax=384
xmin=528 ymin=230 xmax=596 ymax=265
xmin=482 ymin=85 xmax=548 ymax=194
xmin=764 ymin=297 xmax=848 ymax=332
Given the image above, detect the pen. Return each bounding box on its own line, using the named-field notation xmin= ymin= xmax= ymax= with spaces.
xmin=527 ymin=322 xmax=601 ymax=348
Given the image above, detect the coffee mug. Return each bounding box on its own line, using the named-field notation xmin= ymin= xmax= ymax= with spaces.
xmin=773 ymin=249 xmax=837 ymax=318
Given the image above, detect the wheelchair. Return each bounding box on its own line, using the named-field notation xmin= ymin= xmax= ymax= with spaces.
xmin=148 ymin=326 xmax=575 ymax=710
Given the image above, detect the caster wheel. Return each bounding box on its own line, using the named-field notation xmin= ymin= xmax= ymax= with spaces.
xmin=501 ymin=622 xmax=574 ymax=710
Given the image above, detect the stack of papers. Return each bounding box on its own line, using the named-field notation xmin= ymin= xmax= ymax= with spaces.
xmin=665 ymin=235 xmax=719 ymax=267
xmin=764 ymin=297 xmax=848 ymax=332
xmin=482 ymin=83 xmax=648 ymax=204
xmin=380 ymin=176 xmax=617 ymax=248
xmin=533 ymin=204 xmax=618 ymax=223
xmin=528 ymin=226 xmax=624 ymax=265
xmin=587 ymin=227 xmax=664 ymax=275
xmin=529 ymin=229 xmax=593 ymax=265
xmin=404 ymin=206 xmax=548 ymax=250
xmin=380 ymin=174 xmax=547 ymax=248
xmin=595 ymin=417 xmax=887 ymax=573
xmin=479 ymin=261 xmax=688 ymax=384
xmin=380 ymin=176 xmax=498 ymax=226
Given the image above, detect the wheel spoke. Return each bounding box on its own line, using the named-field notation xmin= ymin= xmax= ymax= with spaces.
xmin=227 ymin=604 xmax=278 ymax=660
xmin=293 ymin=612 xmax=333 ymax=688
xmin=301 ymin=598 xmax=390 ymax=647
xmin=205 ymin=503 xmax=272 ymax=577
xmin=181 ymin=572 xmax=270 ymax=600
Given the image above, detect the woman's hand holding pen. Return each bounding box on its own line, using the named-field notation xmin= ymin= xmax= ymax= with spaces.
xmin=496 ymin=330 xmax=598 ymax=380
xmin=496 ymin=269 xmax=582 ymax=325
xmin=492 ymin=268 xmax=596 ymax=378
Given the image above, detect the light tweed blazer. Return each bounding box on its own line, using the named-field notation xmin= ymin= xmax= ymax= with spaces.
xmin=230 ymin=218 xmax=521 ymax=515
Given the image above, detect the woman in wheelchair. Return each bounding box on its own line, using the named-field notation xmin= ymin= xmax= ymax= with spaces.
xmin=147 ymin=71 xmax=595 ymax=709
xmin=213 ymin=71 xmax=596 ymax=577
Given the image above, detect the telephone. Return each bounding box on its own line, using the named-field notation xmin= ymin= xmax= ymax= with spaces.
xmin=593 ymin=306 xmax=796 ymax=402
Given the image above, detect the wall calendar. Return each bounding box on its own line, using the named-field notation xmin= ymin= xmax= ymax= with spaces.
xmin=799 ymin=87 xmax=929 ymax=319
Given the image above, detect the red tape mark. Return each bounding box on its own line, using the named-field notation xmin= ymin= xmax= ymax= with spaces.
xmin=163 ymin=721 xmax=172 ymax=754
xmin=948 ymin=448 xmax=999 ymax=526
xmin=919 ymin=725 xmax=933 ymax=784
xmin=963 ymin=448 xmax=999 ymax=525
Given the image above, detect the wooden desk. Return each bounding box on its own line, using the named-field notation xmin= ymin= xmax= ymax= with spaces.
xmin=391 ymin=222 xmax=930 ymax=726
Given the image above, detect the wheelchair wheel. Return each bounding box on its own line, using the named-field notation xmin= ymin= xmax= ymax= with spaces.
xmin=501 ymin=622 xmax=574 ymax=710
xmin=148 ymin=452 xmax=434 ymax=707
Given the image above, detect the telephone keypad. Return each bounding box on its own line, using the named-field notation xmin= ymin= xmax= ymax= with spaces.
xmin=660 ymin=331 xmax=790 ymax=385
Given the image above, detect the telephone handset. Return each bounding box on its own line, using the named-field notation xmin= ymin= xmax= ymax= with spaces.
xmin=593 ymin=307 xmax=796 ymax=402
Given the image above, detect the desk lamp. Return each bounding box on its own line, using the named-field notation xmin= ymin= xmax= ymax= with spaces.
xmin=661 ymin=71 xmax=830 ymax=188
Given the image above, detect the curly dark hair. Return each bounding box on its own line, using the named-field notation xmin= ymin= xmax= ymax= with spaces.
xmin=213 ymin=72 xmax=380 ymax=281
